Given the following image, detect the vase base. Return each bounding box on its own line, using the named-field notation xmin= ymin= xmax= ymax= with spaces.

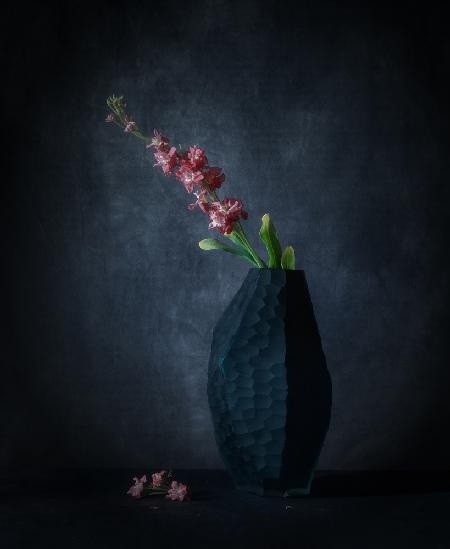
xmin=283 ymin=486 xmax=311 ymax=497
xmin=235 ymin=482 xmax=312 ymax=497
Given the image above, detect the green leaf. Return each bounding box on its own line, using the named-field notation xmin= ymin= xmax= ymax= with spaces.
xmin=259 ymin=213 xmax=282 ymax=269
xmin=199 ymin=238 xmax=258 ymax=266
xmin=281 ymin=246 xmax=296 ymax=270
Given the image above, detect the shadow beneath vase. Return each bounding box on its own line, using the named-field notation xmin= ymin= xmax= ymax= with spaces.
xmin=310 ymin=470 xmax=450 ymax=497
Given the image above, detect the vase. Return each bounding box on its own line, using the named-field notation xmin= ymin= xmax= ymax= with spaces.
xmin=207 ymin=269 xmax=331 ymax=496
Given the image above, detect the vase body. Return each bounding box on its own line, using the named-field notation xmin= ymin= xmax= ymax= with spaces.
xmin=207 ymin=269 xmax=331 ymax=496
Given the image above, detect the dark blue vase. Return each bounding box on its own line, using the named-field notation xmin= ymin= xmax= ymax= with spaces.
xmin=207 ymin=269 xmax=331 ymax=496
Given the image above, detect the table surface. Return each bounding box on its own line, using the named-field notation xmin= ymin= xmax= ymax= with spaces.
xmin=1 ymin=469 xmax=450 ymax=548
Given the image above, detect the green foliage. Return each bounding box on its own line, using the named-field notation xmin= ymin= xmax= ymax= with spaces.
xmin=106 ymin=95 xmax=126 ymax=121
xmin=281 ymin=246 xmax=296 ymax=270
xmin=199 ymin=238 xmax=258 ymax=266
xmin=259 ymin=214 xmax=282 ymax=269
xmin=226 ymin=232 xmax=263 ymax=266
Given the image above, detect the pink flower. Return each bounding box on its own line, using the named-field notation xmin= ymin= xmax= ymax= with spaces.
xmin=203 ymin=167 xmax=225 ymax=190
xmin=105 ymin=113 xmax=115 ymax=123
xmin=187 ymin=146 xmax=208 ymax=170
xmin=147 ymin=129 xmax=169 ymax=150
xmin=154 ymin=146 xmax=178 ymax=175
xmin=188 ymin=188 xmax=210 ymax=212
xmin=124 ymin=117 xmax=137 ymax=133
xmin=175 ymin=161 xmax=205 ymax=193
xmin=177 ymin=149 xmax=190 ymax=162
xmin=208 ymin=198 xmax=248 ymax=234
xmin=166 ymin=481 xmax=190 ymax=502
xmin=151 ymin=470 xmax=168 ymax=487
xmin=127 ymin=475 xmax=147 ymax=498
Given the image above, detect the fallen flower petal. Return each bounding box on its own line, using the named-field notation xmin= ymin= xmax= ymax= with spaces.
xmin=127 ymin=475 xmax=147 ymax=498
xmin=166 ymin=481 xmax=191 ymax=502
xmin=151 ymin=470 xmax=168 ymax=487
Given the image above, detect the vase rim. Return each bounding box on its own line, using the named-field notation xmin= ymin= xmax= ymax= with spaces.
xmin=248 ymin=268 xmax=305 ymax=273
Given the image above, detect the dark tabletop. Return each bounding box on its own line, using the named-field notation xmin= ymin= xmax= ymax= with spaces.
xmin=1 ymin=469 xmax=449 ymax=548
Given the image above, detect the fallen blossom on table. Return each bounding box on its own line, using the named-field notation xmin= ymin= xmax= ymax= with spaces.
xmin=151 ymin=470 xmax=168 ymax=487
xmin=166 ymin=481 xmax=191 ymax=502
xmin=126 ymin=471 xmax=191 ymax=502
xmin=126 ymin=475 xmax=147 ymax=498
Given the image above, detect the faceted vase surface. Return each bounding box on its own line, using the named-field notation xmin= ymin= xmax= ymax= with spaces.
xmin=207 ymin=269 xmax=332 ymax=496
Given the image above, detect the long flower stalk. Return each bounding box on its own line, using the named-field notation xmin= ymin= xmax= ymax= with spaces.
xmin=105 ymin=95 xmax=295 ymax=270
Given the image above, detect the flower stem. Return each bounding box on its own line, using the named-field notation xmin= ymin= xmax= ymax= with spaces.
xmin=231 ymin=225 xmax=266 ymax=268
xmin=107 ymin=99 xmax=267 ymax=268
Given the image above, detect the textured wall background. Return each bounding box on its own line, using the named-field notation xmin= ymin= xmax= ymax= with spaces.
xmin=3 ymin=1 xmax=450 ymax=469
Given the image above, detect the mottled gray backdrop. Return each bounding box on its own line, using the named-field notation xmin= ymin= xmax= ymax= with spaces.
xmin=3 ymin=1 xmax=450 ymax=469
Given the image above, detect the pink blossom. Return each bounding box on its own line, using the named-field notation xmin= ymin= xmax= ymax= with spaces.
xmin=188 ymin=188 xmax=210 ymax=212
xmin=177 ymin=149 xmax=190 ymax=162
xmin=105 ymin=113 xmax=115 ymax=123
xmin=124 ymin=117 xmax=137 ymax=133
xmin=175 ymin=161 xmax=205 ymax=193
xmin=127 ymin=475 xmax=147 ymax=498
xmin=147 ymin=129 xmax=169 ymax=150
xmin=203 ymin=167 xmax=225 ymax=190
xmin=187 ymin=146 xmax=208 ymax=170
xmin=142 ymin=131 xmax=231 ymax=218
xmin=151 ymin=470 xmax=168 ymax=487
xmin=154 ymin=146 xmax=178 ymax=175
xmin=208 ymin=198 xmax=248 ymax=234
xmin=166 ymin=481 xmax=190 ymax=502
